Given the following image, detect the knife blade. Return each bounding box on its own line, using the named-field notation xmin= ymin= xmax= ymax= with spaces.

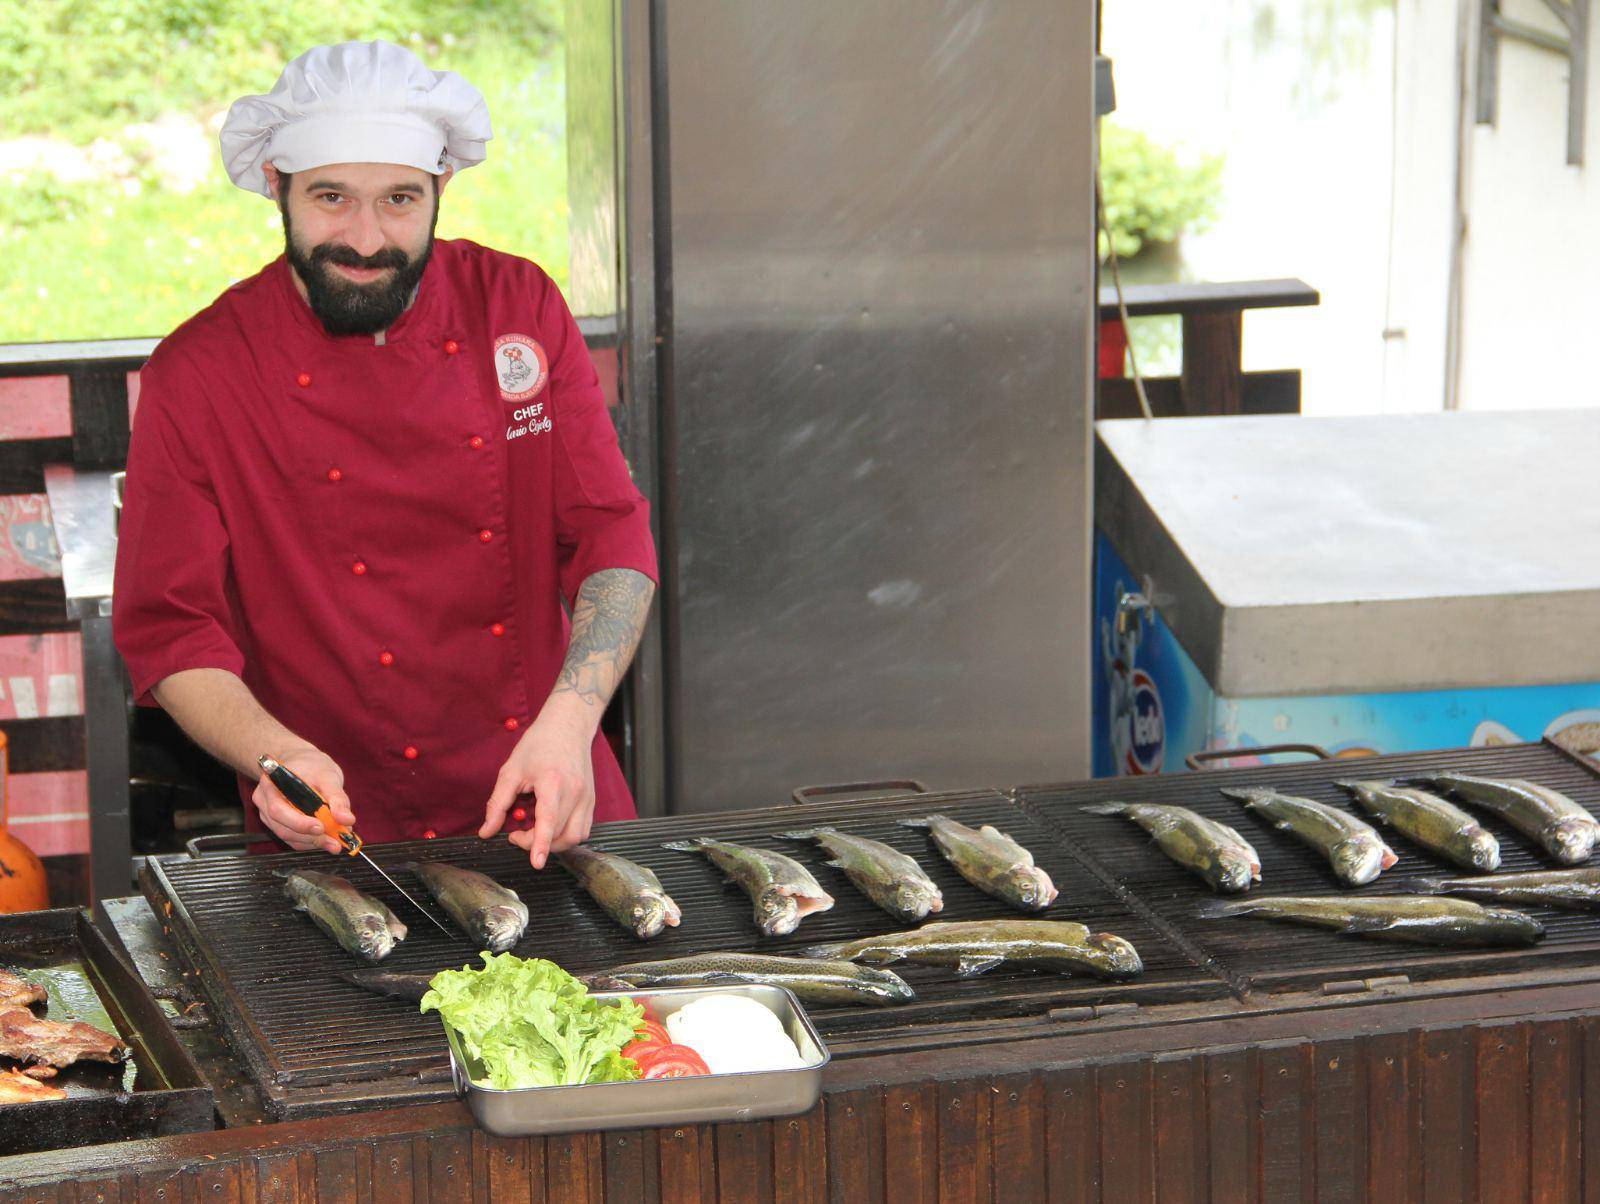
xmin=257 ymin=754 xmax=457 ymax=940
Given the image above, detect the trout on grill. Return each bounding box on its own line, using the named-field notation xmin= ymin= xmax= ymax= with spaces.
xmin=408 ymin=862 xmax=528 ymax=953
xmin=777 ymin=827 xmax=943 ymax=923
xmin=556 ymin=846 xmax=681 ymax=939
xmin=1084 ymin=802 xmax=1261 ymax=893
xmin=0 ymin=1068 xmax=64 ymax=1103
xmin=281 ymin=869 xmax=407 ymax=961
xmin=802 ymin=918 xmax=1144 ymax=979
xmin=1221 ymin=787 xmax=1396 ymax=887
xmin=0 ymin=1006 xmax=128 ymax=1072
xmin=661 ymin=838 xmax=834 ymax=936
xmin=0 ymin=970 xmax=45 ymax=1011
xmin=594 ymin=952 xmax=915 ymax=1007
xmin=1416 ymin=773 xmax=1600 ymax=864
xmin=899 ymin=815 xmax=1058 ymax=912
xmin=1402 ymin=867 xmax=1600 ymax=910
xmin=1336 ymin=781 xmax=1501 ymax=872
xmin=1198 ymin=894 xmax=1544 ymax=946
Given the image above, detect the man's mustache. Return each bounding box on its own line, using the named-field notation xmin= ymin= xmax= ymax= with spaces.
xmin=310 ymin=243 xmax=409 ymax=272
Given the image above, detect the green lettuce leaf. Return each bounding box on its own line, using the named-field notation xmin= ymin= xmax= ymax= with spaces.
xmin=421 ymin=953 xmax=644 ymax=1089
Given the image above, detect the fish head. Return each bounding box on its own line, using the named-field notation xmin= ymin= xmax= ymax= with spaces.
xmin=1214 ymin=854 xmax=1256 ymax=893
xmin=892 ymin=881 xmax=943 ymax=920
xmin=631 ymin=893 xmax=681 ymax=939
xmin=479 ymin=905 xmax=527 ymax=954
xmin=1331 ymin=837 xmax=1387 ymax=886
xmin=1090 ymin=933 xmax=1144 ymax=977
xmin=757 ymin=892 xmax=801 ymax=937
xmin=1002 ymin=866 xmax=1058 ymax=910
xmin=1464 ymin=828 xmax=1502 ymax=872
xmin=351 ymin=915 xmax=397 ymax=960
xmin=1550 ymin=820 xmax=1598 ymax=865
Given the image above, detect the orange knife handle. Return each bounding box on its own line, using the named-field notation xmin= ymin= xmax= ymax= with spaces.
xmin=314 ymin=808 xmax=363 ymax=856
xmin=258 ymin=754 xmax=361 ymax=855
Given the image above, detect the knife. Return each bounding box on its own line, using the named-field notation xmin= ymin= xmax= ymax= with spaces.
xmin=256 ymin=754 xmax=456 ymax=940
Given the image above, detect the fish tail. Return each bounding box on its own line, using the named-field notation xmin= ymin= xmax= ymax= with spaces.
xmin=897 ymin=815 xmax=941 ymax=830
xmin=1081 ymin=802 xmax=1130 ymax=816
xmin=1195 ymin=898 xmax=1254 ymax=920
xmin=1218 ymin=787 xmax=1271 ymax=806
xmin=1332 ymin=779 xmax=1386 ymax=792
xmin=660 ymin=838 xmax=709 ymax=852
xmin=1387 ymin=876 xmax=1446 ymax=895
xmin=775 ymin=828 xmax=825 ymax=841
xmin=795 ymin=941 xmax=848 ymax=958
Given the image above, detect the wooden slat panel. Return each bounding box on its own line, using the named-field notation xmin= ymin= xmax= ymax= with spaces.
xmin=1204 ymin=1048 xmax=1254 ymax=1204
xmin=1098 ymin=1059 xmax=1153 ymax=1204
xmin=1421 ymin=1028 xmax=1473 ymax=1204
xmin=771 ymin=1106 xmax=827 ymax=1204
xmin=991 ymin=1073 xmax=1046 ymax=1204
xmin=1365 ymin=1031 xmax=1421 ymax=1204
xmin=479 ymin=1135 xmax=539 ymax=1204
xmin=1259 ymin=1042 xmax=1312 ymax=1204
xmin=368 ymin=1139 xmax=414 ymax=1204
xmin=252 ymin=1152 xmax=303 ymax=1204
xmin=1476 ymin=1023 xmax=1531 ymax=1204
xmin=936 ymin=1079 xmax=984 ymax=1203
xmin=134 ymin=1172 xmax=181 ymax=1204
xmin=1312 ymin=1038 xmax=1366 ymax=1204
xmin=0 ymin=439 xmax=73 ymax=495
xmin=64 ymin=1182 xmax=121 ymax=1204
xmin=0 ymin=579 xmax=75 ymax=634
xmin=1180 ymin=310 xmax=1243 ymax=415
xmin=881 ymin=1082 xmax=937 ymax=1204
xmin=658 ymin=1125 xmax=716 ymax=1204
xmin=601 ymin=1130 xmax=651 ymax=1204
xmin=545 ymin=1132 xmax=602 ymax=1204
xmin=1584 ymin=1017 xmax=1600 ymax=1204
xmin=313 ymin=1149 xmax=358 ymax=1204
xmin=1153 ymin=1055 xmax=1201 ymax=1204
xmin=1 ymin=716 xmax=84 ymax=773
xmin=428 ymin=1130 xmax=475 ymax=1204
xmin=826 ymin=1089 xmax=882 ymax=1203
xmin=1045 ymin=1066 xmax=1099 ymax=1202
xmin=715 ymin=1122 xmax=773 ymax=1203
xmin=5 ymin=1188 xmax=61 ymax=1204
xmin=1531 ymin=1018 xmax=1581 ymax=1204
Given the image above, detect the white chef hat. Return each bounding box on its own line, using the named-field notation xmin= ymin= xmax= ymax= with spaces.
xmin=219 ymin=40 xmax=491 ymax=198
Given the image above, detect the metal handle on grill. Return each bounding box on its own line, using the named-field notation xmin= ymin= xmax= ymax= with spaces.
xmin=1185 ymin=743 xmax=1332 ymax=771
xmin=184 ymin=832 xmax=281 ymax=859
xmin=790 ymin=780 xmax=929 ymax=806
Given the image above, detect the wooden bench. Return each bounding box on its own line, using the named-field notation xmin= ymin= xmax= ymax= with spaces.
xmin=1097 ymin=278 xmax=1320 ymax=419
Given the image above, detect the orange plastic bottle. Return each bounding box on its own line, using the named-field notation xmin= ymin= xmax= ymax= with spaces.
xmin=0 ymin=733 xmax=49 ymax=912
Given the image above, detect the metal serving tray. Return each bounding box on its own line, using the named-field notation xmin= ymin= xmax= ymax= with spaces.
xmin=444 ymin=984 xmax=829 ymax=1137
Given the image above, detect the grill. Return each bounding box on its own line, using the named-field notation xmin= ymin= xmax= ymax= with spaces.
xmin=1019 ymin=740 xmax=1600 ymax=992
xmin=142 ymin=788 xmax=1226 ymax=1120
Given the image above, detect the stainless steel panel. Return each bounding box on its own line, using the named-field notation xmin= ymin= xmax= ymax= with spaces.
xmin=657 ymin=1 xmax=1097 ymax=810
xmin=1096 ymin=411 xmax=1600 ymax=695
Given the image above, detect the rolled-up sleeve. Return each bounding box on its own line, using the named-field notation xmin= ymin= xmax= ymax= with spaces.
xmin=544 ymin=286 xmax=658 ymax=603
xmin=112 ymin=352 xmax=245 ymax=705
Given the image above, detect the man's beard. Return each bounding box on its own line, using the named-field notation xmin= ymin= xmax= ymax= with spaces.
xmin=281 ymin=202 xmax=438 ymax=337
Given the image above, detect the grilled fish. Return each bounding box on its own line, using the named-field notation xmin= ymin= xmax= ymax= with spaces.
xmin=1418 ymin=773 xmax=1599 ymax=864
xmin=281 ymin=869 xmax=408 ymax=962
xmin=801 ymin=918 xmax=1143 ymax=979
xmin=662 ymin=838 xmax=834 ymax=936
xmin=1402 ymin=867 xmax=1600 ymax=910
xmin=0 ymin=1006 xmax=129 ymax=1070
xmin=1084 ymin=802 xmax=1261 ymax=893
xmin=1221 ymin=787 xmax=1396 ymax=886
xmin=899 ymin=816 xmax=1058 ymax=912
xmin=595 ymin=952 xmax=915 ymax=1007
xmin=778 ymin=827 xmax=943 ymax=923
xmin=339 ymin=968 xmax=434 ymax=1003
xmin=1198 ymin=894 xmax=1543 ymax=946
xmin=408 ymin=862 xmax=528 ymax=953
xmin=557 ymin=846 xmax=682 ymax=939
xmin=0 ymin=970 xmax=44 ymax=1011
xmin=1336 ymin=781 xmax=1500 ymax=872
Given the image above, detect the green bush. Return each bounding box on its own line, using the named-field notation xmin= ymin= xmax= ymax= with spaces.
xmin=1099 ymin=124 xmax=1224 ymax=261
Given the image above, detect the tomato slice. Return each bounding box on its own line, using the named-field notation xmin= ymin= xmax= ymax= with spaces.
xmin=638 ymin=1044 xmax=709 ymax=1078
xmin=634 ymin=1019 xmax=671 ymax=1046
xmin=621 ymin=1037 xmax=663 ymax=1064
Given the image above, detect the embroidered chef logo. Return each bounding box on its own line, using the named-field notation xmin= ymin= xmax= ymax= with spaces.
xmin=493 ymin=333 xmax=549 ymax=402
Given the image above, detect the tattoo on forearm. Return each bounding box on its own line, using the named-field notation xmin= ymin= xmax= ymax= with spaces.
xmin=553 ymin=569 xmax=655 ymax=707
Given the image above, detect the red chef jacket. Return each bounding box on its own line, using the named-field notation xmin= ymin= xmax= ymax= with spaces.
xmin=112 ymin=239 xmax=657 ymax=844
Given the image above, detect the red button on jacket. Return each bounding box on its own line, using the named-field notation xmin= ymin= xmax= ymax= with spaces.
xmin=113 ymin=242 xmax=658 ymax=846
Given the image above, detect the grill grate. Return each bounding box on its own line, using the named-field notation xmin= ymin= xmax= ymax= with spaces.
xmin=1019 ymin=740 xmax=1600 ymax=992
xmin=144 ymin=788 xmax=1228 ymax=1119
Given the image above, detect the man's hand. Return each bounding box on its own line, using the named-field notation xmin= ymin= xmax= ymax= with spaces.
xmin=252 ymin=747 xmax=354 ymax=854
xmin=481 ymin=709 xmax=596 ymax=869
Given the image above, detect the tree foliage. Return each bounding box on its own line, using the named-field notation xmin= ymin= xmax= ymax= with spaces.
xmin=1099 ymin=123 xmax=1224 ymax=261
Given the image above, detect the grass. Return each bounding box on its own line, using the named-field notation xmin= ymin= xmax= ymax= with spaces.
xmin=0 ymin=37 xmax=569 ymax=344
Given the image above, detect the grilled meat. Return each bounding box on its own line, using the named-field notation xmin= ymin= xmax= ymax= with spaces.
xmin=408 ymin=862 xmax=528 ymax=953
xmin=1221 ymin=787 xmax=1396 ymax=886
xmin=556 ymin=846 xmax=681 ymax=939
xmin=0 ymin=1068 xmax=65 ymax=1103
xmin=1085 ymin=802 xmax=1262 ymax=893
xmin=778 ymin=827 xmax=943 ymax=923
xmin=899 ymin=815 xmax=1058 ymax=912
xmin=280 ymin=869 xmax=407 ymax=961
xmin=0 ymin=970 xmax=45 ymax=1011
xmin=801 ymin=918 xmax=1144 ymax=979
xmin=1336 ymin=781 xmax=1501 ymax=872
xmin=661 ymin=838 xmax=834 ymax=936
xmin=0 ymin=1006 xmax=128 ymax=1071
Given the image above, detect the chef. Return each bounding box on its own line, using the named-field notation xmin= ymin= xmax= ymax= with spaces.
xmin=112 ymin=41 xmax=657 ymax=869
